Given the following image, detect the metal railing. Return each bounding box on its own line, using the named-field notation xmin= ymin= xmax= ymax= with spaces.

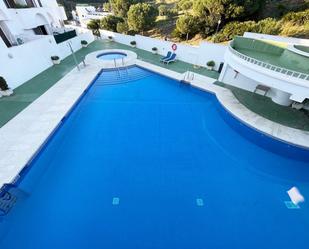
xmin=183 ymin=71 xmax=194 ymax=82
xmin=228 ymin=45 xmax=309 ymax=81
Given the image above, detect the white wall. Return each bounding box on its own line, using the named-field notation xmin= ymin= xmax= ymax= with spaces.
xmin=100 ymin=29 xmax=227 ymax=70
xmin=57 ymin=31 xmax=94 ymax=59
xmin=0 ymin=30 xmax=94 ymax=89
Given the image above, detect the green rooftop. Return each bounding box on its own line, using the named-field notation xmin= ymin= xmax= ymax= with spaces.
xmin=232 ymin=36 xmax=309 ymax=74
xmin=294 ymin=45 xmax=309 ymax=53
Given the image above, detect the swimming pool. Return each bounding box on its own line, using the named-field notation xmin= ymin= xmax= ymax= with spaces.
xmin=96 ymin=52 xmax=127 ymax=60
xmin=0 ymin=66 xmax=308 ymax=249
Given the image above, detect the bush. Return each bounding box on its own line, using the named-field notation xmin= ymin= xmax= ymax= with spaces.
xmin=81 ymin=40 xmax=88 ymax=45
xmin=158 ymin=5 xmax=168 ymax=16
xmin=51 ymin=56 xmax=60 ymax=60
xmin=254 ymin=18 xmax=281 ymax=35
xmin=211 ymin=21 xmax=256 ymax=42
xmin=152 ymin=47 xmax=158 ymax=51
xmin=0 ymin=76 xmax=9 ymax=91
xmin=100 ymin=15 xmax=124 ymax=32
xmin=87 ymin=19 xmax=101 ymax=36
xmin=281 ymin=9 xmax=309 ymax=26
xmin=130 ymin=41 xmax=136 ymax=46
xmin=207 ymin=60 xmax=215 ymax=67
xmin=116 ymin=22 xmax=129 ymax=34
xmin=177 ymin=0 xmax=193 ymax=12
xmin=108 ymin=36 xmax=113 ymax=40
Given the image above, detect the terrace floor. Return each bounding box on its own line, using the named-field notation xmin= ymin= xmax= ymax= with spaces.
xmin=237 ymin=48 xmax=309 ymax=74
xmin=216 ymin=81 xmax=309 ymax=131
xmin=0 ymin=39 xmax=308 ymax=132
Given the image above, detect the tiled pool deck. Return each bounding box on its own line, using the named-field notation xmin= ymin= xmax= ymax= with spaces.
xmin=0 ymin=39 xmax=308 ymax=131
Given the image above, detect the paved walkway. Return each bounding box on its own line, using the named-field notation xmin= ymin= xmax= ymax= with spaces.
xmin=0 ymin=40 xmax=218 ymax=128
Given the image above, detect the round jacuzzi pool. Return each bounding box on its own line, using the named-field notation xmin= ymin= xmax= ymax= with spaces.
xmin=97 ymin=52 xmax=127 ymax=60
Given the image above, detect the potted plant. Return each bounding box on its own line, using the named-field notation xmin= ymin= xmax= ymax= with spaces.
xmin=51 ymin=56 xmax=60 ymax=65
xmin=0 ymin=76 xmax=13 ymax=97
xmin=81 ymin=40 xmax=88 ymax=47
xmin=108 ymin=36 xmax=113 ymax=41
xmin=130 ymin=41 xmax=136 ymax=48
xmin=152 ymin=47 xmax=158 ymax=54
xmin=206 ymin=60 xmax=215 ymax=70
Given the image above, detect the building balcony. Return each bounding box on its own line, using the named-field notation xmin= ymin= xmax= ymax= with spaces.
xmin=221 ymin=37 xmax=309 ymax=103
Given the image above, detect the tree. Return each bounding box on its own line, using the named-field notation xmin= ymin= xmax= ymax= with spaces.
xmin=158 ymin=5 xmax=168 ymax=16
xmin=190 ymin=0 xmax=264 ymax=37
xmin=103 ymin=2 xmax=111 ymax=12
xmin=110 ymin=0 xmax=137 ymax=18
xmin=117 ymin=21 xmax=129 ymax=34
xmin=127 ymin=3 xmax=158 ymax=33
xmin=87 ymin=19 xmax=101 ymax=36
xmin=174 ymin=14 xmax=200 ymax=40
xmin=177 ymin=0 xmax=193 ymax=12
xmin=100 ymin=15 xmax=124 ymax=32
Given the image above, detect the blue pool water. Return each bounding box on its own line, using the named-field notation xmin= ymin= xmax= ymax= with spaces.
xmin=0 ymin=66 xmax=309 ymax=249
xmin=97 ymin=52 xmax=127 ymax=60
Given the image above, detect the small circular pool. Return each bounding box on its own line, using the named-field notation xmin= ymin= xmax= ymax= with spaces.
xmin=97 ymin=52 xmax=127 ymax=60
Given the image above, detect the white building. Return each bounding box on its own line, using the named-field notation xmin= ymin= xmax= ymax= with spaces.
xmin=0 ymin=0 xmax=94 ymax=89
xmin=74 ymin=5 xmax=111 ymax=28
xmin=219 ymin=33 xmax=309 ymax=106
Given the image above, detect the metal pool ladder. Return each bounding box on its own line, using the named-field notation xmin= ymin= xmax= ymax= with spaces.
xmin=183 ymin=71 xmax=195 ymax=82
xmin=113 ymin=58 xmax=121 ymax=78
xmin=121 ymin=58 xmax=129 ymax=76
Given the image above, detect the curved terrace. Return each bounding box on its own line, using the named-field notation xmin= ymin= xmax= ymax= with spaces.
xmin=231 ymin=36 xmax=309 ymax=76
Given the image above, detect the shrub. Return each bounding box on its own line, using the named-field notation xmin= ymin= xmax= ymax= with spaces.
xmin=207 ymin=60 xmax=215 ymax=67
xmin=100 ymin=15 xmax=124 ymax=32
xmin=152 ymin=47 xmax=158 ymax=51
xmin=81 ymin=40 xmax=88 ymax=45
xmin=116 ymin=22 xmax=129 ymax=34
xmin=254 ymin=18 xmax=281 ymax=35
xmin=108 ymin=36 xmax=113 ymax=40
xmin=0 ymin=76 xmax=9 ymax=91
xmin=87 ymin=19 xmax=100 ymax=36
xmin=158 ymin=5 xmax=168 ymax=16
xmin=51 ymin=56 xmax=60 ymax=60
xmin=211 ymin=21 xmax=256 ymax=43
xmin=130 ymin=41 xmax=136 ymax=46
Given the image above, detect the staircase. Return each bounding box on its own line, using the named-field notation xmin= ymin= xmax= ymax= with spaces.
xmin=0 ymin=184 xmax=29 ymax=216
xmin=96 ymin=67 xmax=152 ymax=86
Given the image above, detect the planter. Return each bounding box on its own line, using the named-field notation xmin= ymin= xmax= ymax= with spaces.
xmin=0 ymin=89 xmax=13 ymax=97
xmin=82 ymin=44 xmax=88 ymax=48
xmin=206 ymin=66 xmax=214 ymax=70
xmin=130 ymin=41 xmax=136 ymax=48
xmin=152 ymin=50 xmax=157 ymax=54
xmin=52 ymin=59 xmax=61 ymax=65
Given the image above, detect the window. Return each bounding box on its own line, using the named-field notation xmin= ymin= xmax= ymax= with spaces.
xmin=0 ymin=25 xmax=11 ymax=47
xmin=37 ymin=0 xmax=42 ymax=7
xmin=33 ymin=25 xmax=48 ymax=35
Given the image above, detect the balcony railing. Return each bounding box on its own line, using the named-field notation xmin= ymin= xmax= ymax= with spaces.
xmin=229 ymin=44 xmax=309 ymax=82
xmin=53 ymin=30 xmax=77 ymax=44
